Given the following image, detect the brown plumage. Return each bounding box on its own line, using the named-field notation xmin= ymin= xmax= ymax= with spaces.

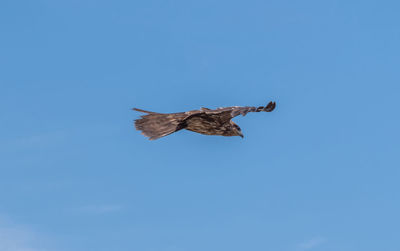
xmin=133 ymin=101 xmax=276 ymax=140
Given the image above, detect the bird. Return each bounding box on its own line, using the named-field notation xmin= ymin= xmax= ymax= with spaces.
xmin=133 ymin=101 xmax=276 ymax=140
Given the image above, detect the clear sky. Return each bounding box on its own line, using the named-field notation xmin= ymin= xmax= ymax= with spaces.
xmin=1 ymin=0 xmax=399 ymax=250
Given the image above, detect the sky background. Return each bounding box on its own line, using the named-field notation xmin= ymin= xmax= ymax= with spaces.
xmin=1 ymin=0 xmax=400 ymax=250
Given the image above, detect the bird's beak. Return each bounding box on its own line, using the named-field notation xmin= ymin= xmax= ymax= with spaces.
xmin=238 ymin=132 xmax=244 ymax=138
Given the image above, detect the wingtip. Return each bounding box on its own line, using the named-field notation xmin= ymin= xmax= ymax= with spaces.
xmin=132 ymin=108 xmax=156 ymax=114
xmin=265 ymin=101 xmax=276 ymax=112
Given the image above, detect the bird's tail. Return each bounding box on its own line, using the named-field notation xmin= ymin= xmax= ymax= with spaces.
xmin=134 ymin=111 xmax=182 ymax=140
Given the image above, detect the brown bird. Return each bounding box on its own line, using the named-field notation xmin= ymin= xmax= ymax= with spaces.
xmin=133 ymin=101 xmax=276 ymax=140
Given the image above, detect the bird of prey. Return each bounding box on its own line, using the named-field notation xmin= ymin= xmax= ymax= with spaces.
xmin=133 ymin=101 xmax=276 ymax=140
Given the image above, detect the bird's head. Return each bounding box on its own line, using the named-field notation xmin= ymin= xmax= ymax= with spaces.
xmin=231 ymin=122 xmax=244 ymax=138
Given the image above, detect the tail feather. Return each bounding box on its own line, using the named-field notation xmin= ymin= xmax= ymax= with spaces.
xmin=134 ymin=113 xmax=182 ymax=140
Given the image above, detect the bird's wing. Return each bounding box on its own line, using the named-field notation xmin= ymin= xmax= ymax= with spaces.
xmin=195 ymin=101 xmax=276 ymax=123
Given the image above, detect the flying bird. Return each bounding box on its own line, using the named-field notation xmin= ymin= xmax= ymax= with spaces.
xmin=133 ymin=101 xmax=276 ymax=140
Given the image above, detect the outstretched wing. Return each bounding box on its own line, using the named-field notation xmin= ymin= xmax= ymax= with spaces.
xmin=230 ymin=101 xmax=276 ymax=117
xmin=197 ymin=101 xmax=276 ymax=123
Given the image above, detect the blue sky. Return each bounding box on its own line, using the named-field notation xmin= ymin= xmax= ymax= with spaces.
xmin=1 ymin=0 xmax=399 ymax=250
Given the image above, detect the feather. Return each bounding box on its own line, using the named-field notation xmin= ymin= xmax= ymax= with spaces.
xmin=134 ymin=113 xmax=183 ymax=140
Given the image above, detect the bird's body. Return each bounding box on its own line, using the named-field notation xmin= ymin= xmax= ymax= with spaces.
xmin=133 ymin=101 xmax=276 ymax=140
